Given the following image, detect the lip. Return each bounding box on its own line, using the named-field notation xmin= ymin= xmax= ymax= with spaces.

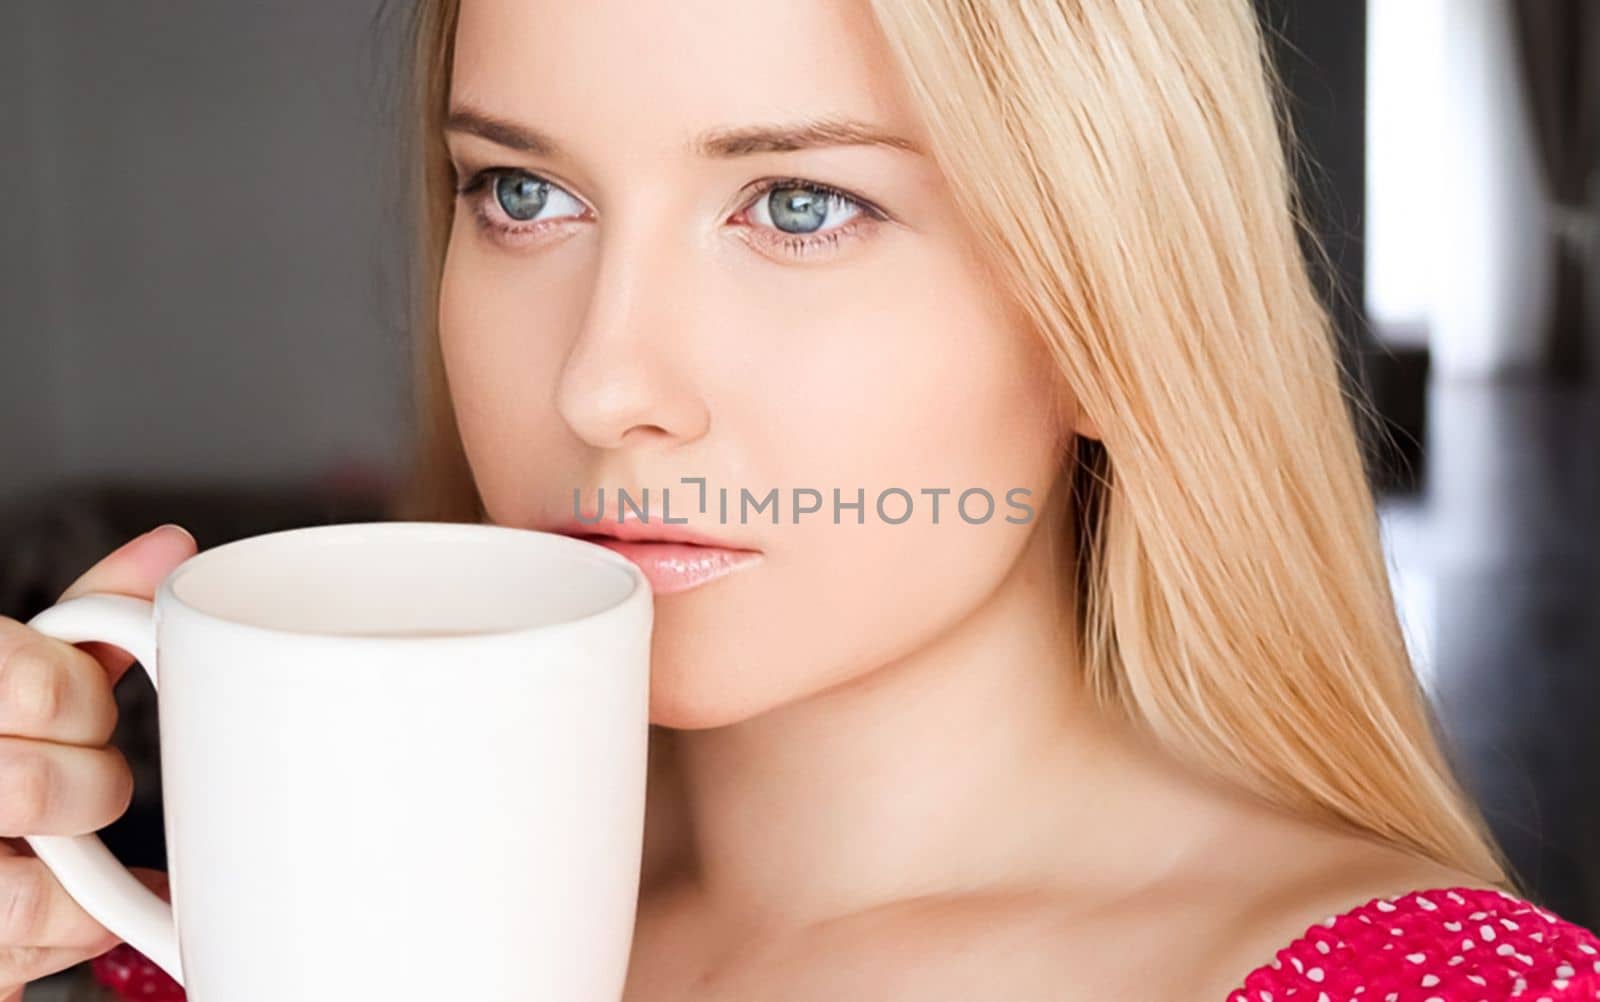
xmin=552 ymin=517 xmax=753 ymax=550
xmin=549 ymin=518 xmax=763 ymax=595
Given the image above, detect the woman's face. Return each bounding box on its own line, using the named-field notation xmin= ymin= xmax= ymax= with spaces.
xmin=440 ymin=0 xmax=1077 ymax=729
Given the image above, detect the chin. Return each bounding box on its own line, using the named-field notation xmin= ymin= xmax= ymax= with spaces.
xmin=647 ymin=651 xmax=883 ymax=730
xmin=648 ymin=683 xmax=762 ymax=731
xmin=646 ymin=665 xmax=797 ymax=730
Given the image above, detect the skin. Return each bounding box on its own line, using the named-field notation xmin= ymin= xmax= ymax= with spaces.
xmin=0 ymin=526 xmax=191 ymax=999
xmin=0 ymin=0 xmax=1497 ymax=997
xmin=436 ymin=0 xmax=1498 ymax=998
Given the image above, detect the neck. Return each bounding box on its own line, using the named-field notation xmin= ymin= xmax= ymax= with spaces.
xmin=649 ymin=521 xmax=1237 ymax=927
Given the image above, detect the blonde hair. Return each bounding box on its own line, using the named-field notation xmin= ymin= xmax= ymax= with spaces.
xmin=393 ymin=0 xmax=1519 ymax=891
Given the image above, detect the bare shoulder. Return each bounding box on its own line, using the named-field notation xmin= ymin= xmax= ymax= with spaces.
xmin=627 ymin=798 xmax=1505 ymax=1000
xmin=836 ymin=807 xmax=1504 ymax=1000
xmin=792 ymin=829 xmax=1495 ymax=1000
xmin=815 ymin=842 xmax=1495 ymax=1000
xmin=1170 ymin=813 xmax=1504 ymax=999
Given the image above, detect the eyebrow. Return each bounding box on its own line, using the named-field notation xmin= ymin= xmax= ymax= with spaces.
xmin=444 ymin=104 xmax=924 ymax=159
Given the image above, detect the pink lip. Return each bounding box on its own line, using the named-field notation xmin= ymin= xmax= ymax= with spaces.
xmin=579 ymin=538 xmax=762 ymax=594
xmin=552 ymin=519 xmax=763 ymax=595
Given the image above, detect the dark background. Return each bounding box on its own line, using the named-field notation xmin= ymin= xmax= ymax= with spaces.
xmin=2 ymin=0 xmax=1597 ymax=949
xmin=1256 ymin=0 xmax=1600 ymax=925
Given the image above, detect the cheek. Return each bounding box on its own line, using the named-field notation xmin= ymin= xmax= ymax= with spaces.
xmin=759 ymin=234 xmax=1061 ymax=529
xmin=437 ymin=231 xmax=588 ymax=519
xmin=788 ymin=274 xmax=1060 ymax=658
xmin=650 ymin=251 xmax=1065 ymax=726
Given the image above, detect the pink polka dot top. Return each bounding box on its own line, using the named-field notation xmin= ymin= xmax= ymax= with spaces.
xmin=1227 ymin=886 xmax=1600 ymax=1001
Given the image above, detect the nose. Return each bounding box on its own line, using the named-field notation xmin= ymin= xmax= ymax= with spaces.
xmin=555 ymin=229 xmax=710 ymax=451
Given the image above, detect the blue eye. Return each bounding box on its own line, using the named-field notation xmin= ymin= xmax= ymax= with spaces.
xmin=494 ymin=173 xmax=549 ymax=221
xmin=454 ymin=167 xmax=588 ymax=240
xmin=756 ymin=183 xmax=863 ymax=237
xmin=766 ymin=186 xmax=831 ymax=234
xmin=453 ymin=164 xmax=883 ymax=259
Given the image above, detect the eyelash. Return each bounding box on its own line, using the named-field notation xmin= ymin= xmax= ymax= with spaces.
xmin=452 ymin=167 xmax=886 ymax=259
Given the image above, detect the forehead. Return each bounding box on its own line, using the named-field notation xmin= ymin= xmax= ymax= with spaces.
xmin=449 ymin=0 xmax=918 ymax=151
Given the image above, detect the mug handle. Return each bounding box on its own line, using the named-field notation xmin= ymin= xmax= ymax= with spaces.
xmin=22 ymin=594 xmax=183 ymax=985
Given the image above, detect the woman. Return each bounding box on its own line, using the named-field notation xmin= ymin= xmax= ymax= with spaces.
xmin=2 ymin=0 xmax=1597 ymax=998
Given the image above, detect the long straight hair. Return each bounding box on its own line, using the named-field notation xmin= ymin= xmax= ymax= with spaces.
xmin=392 ymin=0 xmax=1519 ymax=891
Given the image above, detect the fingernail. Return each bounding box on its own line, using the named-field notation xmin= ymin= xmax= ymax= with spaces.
xmin=144 ymin=523 xmax=195 ymax=545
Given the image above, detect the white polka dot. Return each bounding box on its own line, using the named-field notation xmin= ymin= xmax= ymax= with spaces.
xmin=1224 ymin=889 xmax=1597 ymax=1000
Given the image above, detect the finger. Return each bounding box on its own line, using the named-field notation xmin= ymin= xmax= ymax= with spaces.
xmin=0 ymin=943 xmax=98 ymax=994
xmin=56 ymin=525 xmax=196 ymax=605
xmin=0 ymin=739 xmax=132 ymax=838
xmin=51 ymin=525 xmax=196 ymax=685
xmin=0 ymin=630 xmax=119 ymax=747
xmin=0 ymin=856 xmax=120 ymax=952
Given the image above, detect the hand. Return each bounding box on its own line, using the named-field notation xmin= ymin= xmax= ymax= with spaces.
xmin=0 ymin=525 xmax=195 ymax=999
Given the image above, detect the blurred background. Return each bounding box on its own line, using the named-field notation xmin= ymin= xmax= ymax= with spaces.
xmin=0 ymin=0 xmax=1596 ymax=986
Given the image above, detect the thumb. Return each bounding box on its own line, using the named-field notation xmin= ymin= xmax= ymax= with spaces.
xmin=55 ymin=524 xmax=197 ymax=684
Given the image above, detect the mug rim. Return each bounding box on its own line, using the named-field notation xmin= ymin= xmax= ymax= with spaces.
xmin=154 ymin=520 xmax=650 ymax=642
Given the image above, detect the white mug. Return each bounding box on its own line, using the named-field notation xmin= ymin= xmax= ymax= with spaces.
xmin=23 ymin=521 xmax=653 ymax=1000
